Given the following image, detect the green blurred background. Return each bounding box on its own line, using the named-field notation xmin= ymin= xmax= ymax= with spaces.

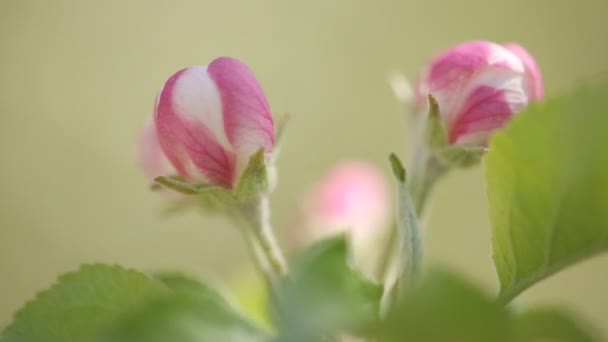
xmin=1 ymin=0 xmax=607 ymax=333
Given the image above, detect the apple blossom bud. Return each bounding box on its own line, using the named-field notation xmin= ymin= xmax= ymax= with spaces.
xmin=416 ymin=41 xmax=544 ymax=146
xmin=154 ymin=57 xmax=275 ymax=188
xmin=289 ymin=161 xmax=390 ymax=276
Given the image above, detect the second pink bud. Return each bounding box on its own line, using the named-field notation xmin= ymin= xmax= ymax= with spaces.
xmin=288 ymin=161 xmax=390 ymax=276
xmin=416 ymin=41 xmax=544 ymax=146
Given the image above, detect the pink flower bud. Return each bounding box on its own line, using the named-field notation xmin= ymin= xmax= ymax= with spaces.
xmin=289 ymin=161 xmax=390 ymax=263
xmin=153 ymin=57 xmax=275 ymax=188
xmin=416 ymin=41 xmax=544 ymax=146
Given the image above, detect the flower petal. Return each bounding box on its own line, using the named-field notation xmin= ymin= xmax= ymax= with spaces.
xmin=156 ymin=67 xmax=236 ymax=187
xmin=421 ymin=41 xmax=524 ymax=121
xmin=136 ymin=117 xmax=175 ymax=181
xmin=208 ymin=57 xmax=275 ymax=174
xmin=449 ymin=68 xmax=529 ymax=145
xmin=504 ymin=42 xmax=544 ymax=100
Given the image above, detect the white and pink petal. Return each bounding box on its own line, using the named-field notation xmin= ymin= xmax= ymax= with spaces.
xmin=155 ymin=67 xmax=236 ymax=187
xmin=421 ymin=41 xmax=525 ymax=123
xmin=449 ymin=68 xmax=529 ymax=145
xmin=504 ymin=43 xmax=544 ymax=100
xmin=208 ymin=57 xmax=275 ymax=174
xmin=137 ymin=117 xmax=176 ymax=181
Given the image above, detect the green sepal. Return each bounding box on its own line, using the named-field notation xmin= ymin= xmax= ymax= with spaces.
xmin=153 ymin=176 xmax=218 ymax=195
xmin=153 ymin=175 xmax=237 ymax=214
xmin=435 ymin=145 xmax=486 ymax=168
xmin=424 ymin=94 xmax=448 ymax=149
xmin=153 ymin=148 xmax=273 ymax=213
xmin=422 ymin=94 xmax=486 ymax=168
xmin=234 ymin=148 xmax=271 ymax=202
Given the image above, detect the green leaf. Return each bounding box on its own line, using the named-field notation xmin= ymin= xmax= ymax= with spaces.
xmin=277 ymin=236 xmax=383 ymax=341
xmin=378 ymin=268 xmax=510 ymax=342
xmin=154 ymin=272 xmax=227 ymax=304
xmin=513 ymin=308 xmax=599 ymax=341
xmin=234 ymin=148 xmax=270 ymax=201
xmin=1 ymin=264 xmax=168 ymax=342
xmin=485 ymin=82 xmax=608 ymax=303
xmin=100 ymin=272 xmax=271 ymax=342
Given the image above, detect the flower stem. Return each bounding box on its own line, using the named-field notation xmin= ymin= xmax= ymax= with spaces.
xmin=238 ymin=197 xmax=287 ymax=300
xmin=251 ymin=197 xmax=287 ymax=277
xmin=408 ymin=144 xmax=447 ymax=217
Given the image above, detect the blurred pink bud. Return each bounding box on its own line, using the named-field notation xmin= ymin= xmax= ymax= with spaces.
xmin=291 ymin=161 xmax=390 ymax=252
xmin=152 ymin=57 xmax=275 ymax=188
xmin=416 ymin=41 xmax=544 ymax=146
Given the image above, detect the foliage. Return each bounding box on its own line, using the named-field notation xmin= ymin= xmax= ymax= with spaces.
xmin=485 ymin=82 xmax=608 ymax=303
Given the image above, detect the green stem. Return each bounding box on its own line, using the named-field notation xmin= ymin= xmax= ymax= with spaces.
xmin=376 ymin=224 xmax=399 ymax=284
xmin=238 ymin=197 xmax=287 ymax=299
xmin=251 ymin=197 xmax=287 ymax=277
xmin=408 ymin=145 xmax=447 ymax=217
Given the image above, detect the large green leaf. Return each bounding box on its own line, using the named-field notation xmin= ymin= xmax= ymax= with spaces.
xmin=1 ymin=264 xmax=169 ymax=342
xmin=277 ymin=236 xmax=383 ymax=341
xmin=100 ymin=272 xmax=271 ymax=342
xmin=378 ymin=268 xmax=510 ymax=342
xmin=376 ymin=269 xmax=599 ymax=341
xmin=513 ymin=308 xmax=599 ymax=341
xmin=153 ymin=271 xmax=229 ymax=305
xmin=485 ymin=82 xmax=608 ymax=303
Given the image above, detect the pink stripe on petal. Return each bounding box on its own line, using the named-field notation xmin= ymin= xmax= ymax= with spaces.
xmin=208 ymin=57 xmax=275 ymax=168
xmin=449 ymin=85 xmax=518 ymax=144
xmin=156 ymin=68 xmax=236 ymax=187
xmin=424 ymin=41 xmax=524 ymax=120
xmin=504 ymin=43 xmax=544 ymax=100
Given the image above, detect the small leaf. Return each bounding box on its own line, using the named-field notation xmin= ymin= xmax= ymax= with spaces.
xmin=100 ymin=272 xmax=271 ymax=342
xmin=153 ymin=176 xmax=216 ymax=195
xmin=514 ymin=308 xmax=599 ymax=342
xmin=1 ymin=264 xmax=168 ymax=342
xmin=234 ymin=148 xmax=270 ymax=201
xmin=378 ymin=268 xmax=510 ymax=342
xmin=388 ymin=153 xmax=406 ymax=182
xmin=485 ymin=82 xmax=608 ymax=304
xmin=277 ymin=236 xmax=383 ymax=341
